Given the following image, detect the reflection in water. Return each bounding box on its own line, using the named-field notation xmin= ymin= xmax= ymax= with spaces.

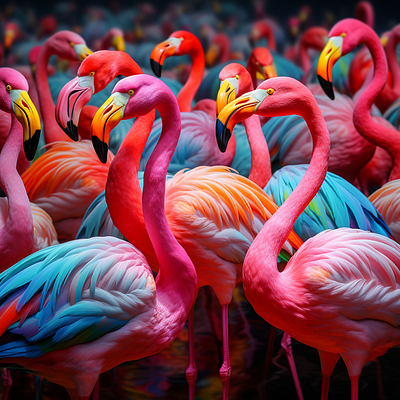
xmin=3 ymin=285 xmax=400 ymax=399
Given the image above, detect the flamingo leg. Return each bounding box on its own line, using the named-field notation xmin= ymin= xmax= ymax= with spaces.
xmin=186 ymin=303 xmax=197 ymax=400
xmin=280 ymin=332 xmax=304 ymax=400
xmin=318 ymin=350 xmax=340 ymax=400
xmin=260 ymin=325 xmax=276 ymax=400
xmin=1 ymin=368 xmax=12 ymax=400
xmin=341 ymin=352 xmax=369 ymax=400
xmin=350 ymin=376 xmax=359 ymax=400
xmin=220 ymin=304 xmax=231 ymax=400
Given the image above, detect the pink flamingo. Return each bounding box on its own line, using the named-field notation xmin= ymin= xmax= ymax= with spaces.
xmin=0 ymin=67 xmax=58 ymax=269
xmin=94 ymin=27 xmax=126 ymax=52
xmin=90 ymin=75 xmax=302 ymax=400
xmin=217 ymin=76 xmax=400 ymax=400
xmin=246 ymin=47 xmax=277 ymax=90
xmin=317 ymin=18 xmax=400 ymax=237
xmin=354 ymin=1 xmax=375 ymax=29
xmin=248 ymin=21 xmax=277 ymax=51
xmin=0 ymin=74 xmax=197 ymax=400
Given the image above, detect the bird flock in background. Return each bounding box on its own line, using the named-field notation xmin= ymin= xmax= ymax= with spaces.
xmin=0 ymin=0 xmax=400 ymax=399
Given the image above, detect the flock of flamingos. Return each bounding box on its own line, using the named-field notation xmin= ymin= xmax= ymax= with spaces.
xmin=1 ymin=0 xmax=400 ymax=399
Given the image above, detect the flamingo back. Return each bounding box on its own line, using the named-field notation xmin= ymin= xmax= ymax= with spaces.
xmin=369 ymin=179 xmax=400 ymax=242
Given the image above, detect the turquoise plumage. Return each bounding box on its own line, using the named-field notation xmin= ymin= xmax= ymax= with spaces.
xmin=384 ymin=96 xmax=400 ymax=130
xmin=0 ymin=237 xmax=155 ymax=359
xmin=264 ymin=165 xmax=393 ymax=242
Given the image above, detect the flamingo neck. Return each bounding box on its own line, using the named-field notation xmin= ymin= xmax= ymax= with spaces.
xmin=36 ymin=43 xmax=71 ymax=143
xmin=260 ymin=24 xmax=276 ymax=51
xmin=237 ymin=70 xmax=272 ymax=187
xmin=105 ymin=110 xmax=158 ymax=267
xmin=352 ymin=27 xmax=400 ymax=180
xmin=299 ymin=38 xmax=312 ymax=80
xmin=143 ymin=87 xmax=197 ymax=310
xmin=0 ymin=115 xmax=34 ymax=248
xmin=386 ymin=28 xmax=400 ymax=91
xmin=177 ymin=42 xmax=204 ymax=112
xmin=244 ymin=100 xmax=330 ymax=286
xmin=216 ymin=36 xmax=230 ymax=63
xmin=355 ymin=2 xmax=375 ymax=28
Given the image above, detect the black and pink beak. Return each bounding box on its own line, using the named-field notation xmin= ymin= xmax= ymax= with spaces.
xmin=55 ymin=75 xmax=94 ymax=141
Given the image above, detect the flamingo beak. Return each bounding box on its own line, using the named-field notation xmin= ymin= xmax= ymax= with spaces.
xmin=216 ymin=77 xmax=238 ymax=117
xmin=91 ymin=93 xmax=129 ymax=163
xmin=216 ymin=89 xmax=268 ymax=152
xmin=150 ymin=37 xmax=181 ymax=77
xmin=317 ymin=35 xmax=343 ymax=100
xmin=205 ymin=44 xmax=219 ymax=67
xmin=55 ymin=76 xmax=94 ymax=141
xmin=112 ymin=35 xmax=126 ymax=52
xmin=11 ymin=90 xmax=41 ymax=161
xmin=72 ymin=43 xmax=93 ymax=61
xmin=262 ymin=65 xmax=278 ymax=80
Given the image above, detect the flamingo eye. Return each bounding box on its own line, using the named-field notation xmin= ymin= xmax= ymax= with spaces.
xmin=128 ymin=89 xmax=134 ymax=96
xmin=340 ymin=33 xmax=346 ymax=38
xmin=89 ymin=72 xmax=95 ymax=77
xmin=235 ymin=75 xmax=239 ymax=80
xmin=266 ymin=88 xmax=274 ymax=95
xmin=180 ymin=37 xmax=184 ymax=41
xmin=6 ymin=85 xmax=12 ymax=91
xmin=70 ymin=42 xmax=75 ymax=47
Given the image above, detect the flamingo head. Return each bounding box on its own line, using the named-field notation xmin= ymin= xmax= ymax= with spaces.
xmin=216 ymin=77 xmax=310 ymax=152
xmin=55 ymin=50 xmax=141 ymax=141
xmin=247 ymin=47 xmax=277 ymax=83
xmin=317 ymin=18 xmax=373 ymax=100
xmin=91 ymin=75 xmax=162 ymax=163
xmin=150 ymin=30 xmax=199 ymax=77
xmin=0 ymin=68 xmax=41 ymax=160
xmin=46 ymin=30 xmax=92 ymax=62
xmin=216 ymin=63 xmax=250 ymax=117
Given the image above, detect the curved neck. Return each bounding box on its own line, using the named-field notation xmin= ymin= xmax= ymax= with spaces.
xmin=0 ymin=115 xmax=33 ymax=242
xmin=143 ymin=88 xmax=196 ymax=309
xmin=36 ymin=43 xmax=71 ymax=143
xmin=177 ymin=41 xmax=205 ymax=112
xmin=247 ymin=100 xmax=330 ymax=279
xmin=237 ymin=72 xmax=272 ymax=187
xmin=355 ymin=2 xmax=374 ymax=28
xmin=386 ymin=27 xmax=400 ymax=90
xmin=352 ymin=27 xmax=400 ymax=180
xmin=260 ymin=23 xmax=276 ymax=51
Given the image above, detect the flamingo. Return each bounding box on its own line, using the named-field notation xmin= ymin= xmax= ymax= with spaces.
xmin=90 ymin=74 xmax=302 ymax=400
xmin=217 ymin=76 xmax=400 ymax=400
xmin=217 ymin=62 xmax=392 ymax=241
xmin=0 ymin=74 xmax=197 ymax=400
xmin=317 ymin=18 xmax=400 ymax=241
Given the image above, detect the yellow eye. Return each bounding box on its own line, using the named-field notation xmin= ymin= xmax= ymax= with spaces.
xmin=6 ymin=85 xmax=11 ymax=91
xmin=340 ymin=33 xmax=347 ymax=38
xmin=235 ymin=75 xmax=239 ymax=80
xmin=70 ymin=42 xmax=75 ymax=47
xmin=266 ymin=88 xmax=274 ymax=95
xmin=180 ymin=37 xmax=184 ymax=41
xmin=89 ymin=71 xmax=95 ymax=77
xmin=128 ymin=89 xmax=134 ymax=96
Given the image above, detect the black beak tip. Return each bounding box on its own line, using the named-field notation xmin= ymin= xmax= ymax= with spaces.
xmin=91 ymin=135 xmax=108 ymax=164
xmin=216 ymin=119 xmax=231 ymax=153
xmin=24 ymin=129 xmax=41 ymax=161
xmin=317 ymin=75 xmax=335 ymax=100
xmin=150 ymin=58 xmax=162 ymax=77
xmin=57 ymin=120 xmax=79 ymax=141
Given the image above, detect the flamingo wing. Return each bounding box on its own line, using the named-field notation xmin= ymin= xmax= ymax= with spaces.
xmin=265 ymin=165 xmax=393 ymax=241
xmin=30 ymin=202 xmax=59 ymax=249
xmin=166 ymin=166 xmax=302 ymax=265
xmin=291 ymin=228 xmax=400 ymax=326
xmin=0 ymin=236 xmax=155 ymax=358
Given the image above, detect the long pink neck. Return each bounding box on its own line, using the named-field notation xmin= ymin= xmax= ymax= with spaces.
xmin=352 ymin=25 xmax=400 ymax=180
xmin=36 ymin=43 xmax=71 ymax=143
xmin=216 ymin=35 xmax=230 ymax=63
xmin=244 ymin=99 xmax=330 ymax=291
xmin=106 ymin=110 xmax=157 ymax=267
xmin=143 ymin=86 xmax=196 ymax=308
xmin=177 ymin=41 xmax=205 ymax=112
xmin=355 ymin=2 xmax=374 ymax=28
xmin=0 ymin=115 xmax=34 ymax=252
xmin=386 ymin=26 xmax=400 ymax=91
xmin=238 ymin=72 xmax=272 ymax=187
